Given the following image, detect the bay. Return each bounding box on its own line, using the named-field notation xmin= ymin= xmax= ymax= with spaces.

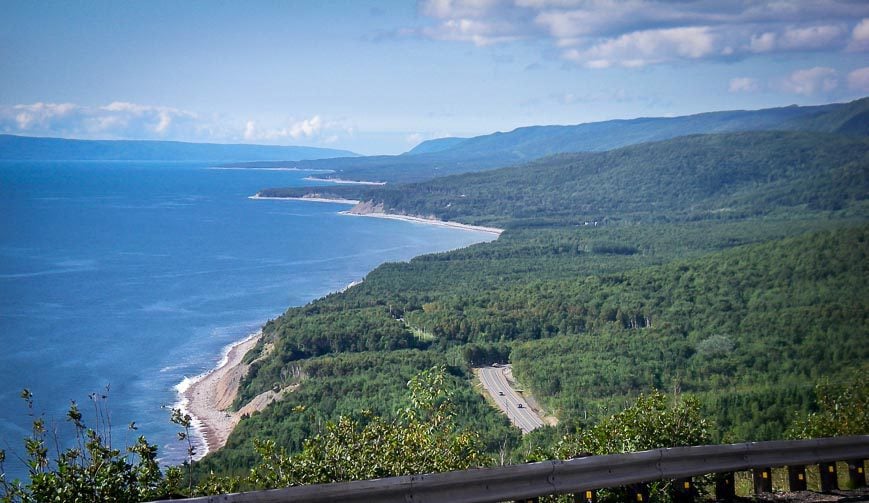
xmin=0 ymin=160 xmax=494 ymax=479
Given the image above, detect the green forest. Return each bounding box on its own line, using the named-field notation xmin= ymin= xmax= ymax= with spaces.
xmin=194 ymin=128 xmax=869 ymax=480
xmin=4 ymin=116 xmax=868 ymax=500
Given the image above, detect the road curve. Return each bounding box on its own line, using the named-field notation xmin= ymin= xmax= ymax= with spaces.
xmin=478 ymin=366 xmax=545 ymax=434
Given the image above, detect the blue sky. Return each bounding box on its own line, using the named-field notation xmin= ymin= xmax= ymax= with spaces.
xmin=2 ymin=0 xmax=868 ymax=155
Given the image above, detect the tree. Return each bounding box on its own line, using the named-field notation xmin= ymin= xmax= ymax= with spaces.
xmin=248 ymin=365 xmax=485 ymax=487
xmin=787 ymin=377 xmax=869 ymax=439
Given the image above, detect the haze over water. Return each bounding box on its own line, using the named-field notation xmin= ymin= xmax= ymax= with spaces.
xmin=0 ymin=160 xmax=494 ymax=479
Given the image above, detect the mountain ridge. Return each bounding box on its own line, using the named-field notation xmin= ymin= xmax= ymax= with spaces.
xmin=0 ymin=134 xmax=358 ymax=161
xmin=250 ymin=97 xmax=868 ymax=184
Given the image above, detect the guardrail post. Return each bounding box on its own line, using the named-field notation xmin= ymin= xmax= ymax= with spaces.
xmin=715 ymin=472 xmax=735 ymax=501
xmin=847 ymin=460 xmax=866 ymax=488
xmin=819 ymin=462 xmax=838 ymax=492
xmin=574 ymin=489 xmax=596 ymax=503
xmin=753 ymin=467 xmax=772 ymax=494
xmin=673 ymin=477 xmax=694 ymax=503
xmin=787 ymin=465 xmax=807 ymax=491
xmin=627 ymin=483 xmax=649 ymax=502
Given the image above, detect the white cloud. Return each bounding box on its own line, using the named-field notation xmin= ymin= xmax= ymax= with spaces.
xmin=243 ymin=120 xmax=256 ymax=141
xmin=781 ymin=67 xmax=839 ymax=95
xmin=728 ymin=77 xmax=760 ymax=93
xmin=422 ymin=17 xmax=524 ymax=46
xmin=848 ymin=18 xmax=869 ymax=51
xmin=847 ymin=67 xmax=869 ymax=91
xmin=0 ymin=102 xmax=352 ymax=146
xmin=779 ymin=24 xmax=846 ymax=49
xmin=12 ymin=102 xmax=79 ymax=130
xmin=414 ymin=1 xmax=869 ymax=67
xmin=566 ymin=26 xmax=716 ymax=68
xmin=749 ymin=32 xmax=777 ymax=52
xmin=422 ymin=0 xmax=503 ymax=19
xmin=289 ymin=115 xmax=323 ymax=139
xmin=238 ymin=115 xmax=353 ymax=144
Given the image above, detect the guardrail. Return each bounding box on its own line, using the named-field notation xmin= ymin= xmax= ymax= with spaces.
xmin=155 ymin=436 xmax=868 ymax=503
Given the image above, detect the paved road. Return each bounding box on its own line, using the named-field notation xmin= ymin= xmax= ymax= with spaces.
xmin=478 ymin=366 xmax=545 ymax=434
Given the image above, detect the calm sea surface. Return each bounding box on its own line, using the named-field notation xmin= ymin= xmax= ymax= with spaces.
xmin=0 ymin=160 xmax=493 ymax=478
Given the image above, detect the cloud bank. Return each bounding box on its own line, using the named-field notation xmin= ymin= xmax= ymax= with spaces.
xmin=416 ymin=1 xmax=869 ymax=68
xmin=0 ymin=102 xmax=352 ymax=146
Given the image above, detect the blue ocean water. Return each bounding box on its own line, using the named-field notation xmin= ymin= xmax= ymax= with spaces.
xmin=0 ymin=160 xmax=494 ymax=479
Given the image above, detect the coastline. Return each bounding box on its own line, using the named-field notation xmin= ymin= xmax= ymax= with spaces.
xmin=176 ymin=331 xmax=262 ymax=458
xmin=340 ymin=210 xmax=503 ymax=236
xmin=250 ymin=193 xmax=502 ymax=234
xmin=208 ymin=167 xmax=334 ymax=173
xmin=181 ymin=195 xmax=502 ymax=457
xmin=248 ymin=194 xmax=361 ymax=204
xmin=303 ymin=176 xmax=386 ymax=185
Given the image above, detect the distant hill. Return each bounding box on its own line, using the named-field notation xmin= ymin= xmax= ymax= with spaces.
xmin=363 ymin=131 xmax=869 ymax=227
xmin=427 ymin=99 xmax=868 ymax=162
xmin=404 ymin=137 xmax=468 ymax=155
xmin=781 ymin=97 xmax=869 ymax=135
xmin=0 ymin=135 xmax=358 ymax=161
xmin=244 ymin=98 xmax=868 ymax=184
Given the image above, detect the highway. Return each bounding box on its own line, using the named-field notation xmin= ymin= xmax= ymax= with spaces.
xmin=478 ymin=366 xmax=545 ymax=434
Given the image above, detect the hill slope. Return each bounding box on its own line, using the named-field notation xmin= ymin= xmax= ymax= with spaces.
xmin=404 ymin=137 xmax=468 ymax=155
xmin=437 ymin=98 xmax=868 ymax=161
xmin=249 ymin=98 xmax=867 ymax=183
xmin=0 ymin=134 xmax=357 ymax=161
xmin=361 ymin=131 xmax=869 ymax=227
xmin=198 ymin=113 xmax=869 ymax=476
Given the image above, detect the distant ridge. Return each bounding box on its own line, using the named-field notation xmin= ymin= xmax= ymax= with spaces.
xmin=404 ymin=137 xmax=468 ymax=155
xmin=424 ymin=97 xmax=868 ymax=161
xmin=366 ymin=130 xmax=869 ymax=227
xmin=247 ymin=97 xmax=869 ymax=184
xmin=0 ymin=135 xmax=358 ymax=161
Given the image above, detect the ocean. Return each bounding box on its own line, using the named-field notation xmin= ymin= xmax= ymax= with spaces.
xmin=0 ymin=160 xmax=494 ymax=480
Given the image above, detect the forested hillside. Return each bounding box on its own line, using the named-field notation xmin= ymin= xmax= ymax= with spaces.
xmin=363 ymin=132 xmax=869 ymax=227
xmin=198 ymin=215 xmax=867 ymax=473
xmin=199 ymin=120 xmax=869 ymax=479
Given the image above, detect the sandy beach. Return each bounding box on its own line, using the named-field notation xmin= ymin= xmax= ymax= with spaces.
xmin=248 ymin=194 xmax=361 ymax=204
xmin=341 ymin=210 xmax=503 ymax=236
xmin=179 ymin=332 xmax=259 ymax=457
xmin=250 ymin=194 xmax=502 ymax=235
xmin=179 ymin=331 xmax=300 ymax=457
xmin=303 ymin=176 xmax=387 ymax=185
xmin=209 ymin=167 xmax=323 ymax=172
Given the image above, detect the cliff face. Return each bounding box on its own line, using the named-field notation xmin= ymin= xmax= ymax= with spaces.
xmin=348 ymin=200 xmax=385 ymax=215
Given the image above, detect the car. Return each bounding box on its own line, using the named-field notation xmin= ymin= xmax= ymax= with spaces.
xmin=498 ymin=391 xmax=505 ymax=396
xmin=517 ymin=403 xmax=524 ymax=408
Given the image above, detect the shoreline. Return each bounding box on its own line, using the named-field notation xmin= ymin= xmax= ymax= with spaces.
xmin=180 ymin=196 xmax=502 ymax=457
xmin=249 ymin=194 xmax=503 ymax=235
xmin=340 ymin=210 xmax=503 ymax=236
xmin=208 ymin=167 xmax=334 ymax=173
xmin=176 ymin=331 xmax=262 ymax=458
xmin=248 ymin=194 xmax=361 ymax=204
xmin=303 ymin=176 xmax=386 ymax=185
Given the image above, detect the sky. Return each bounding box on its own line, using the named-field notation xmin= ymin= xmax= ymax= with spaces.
xmin=2 ymin=0 xmax=868 ymax=155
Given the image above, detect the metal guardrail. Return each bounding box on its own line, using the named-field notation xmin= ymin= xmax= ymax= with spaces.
xmin=158 ymin=436 xmax=869 ymax=503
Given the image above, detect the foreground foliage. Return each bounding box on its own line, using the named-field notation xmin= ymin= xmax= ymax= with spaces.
xmin=0 ymin=367 xmax=485 ymax=501
xmin=247 ymin=366 xmax=484 ymax=487
xmin=787 ymin=376 xmax=869 ymax=439
xmin=0 ymin=390 xmax=185 ymax=503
